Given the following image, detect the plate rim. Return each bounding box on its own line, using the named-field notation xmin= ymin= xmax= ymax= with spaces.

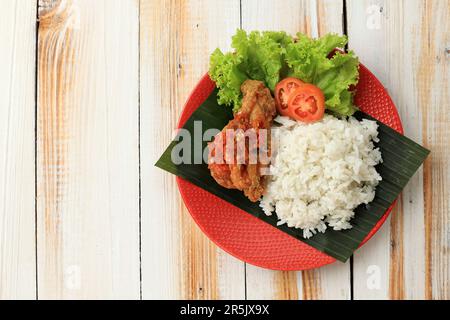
xmin=175 ymin=66 xmax=404 ymax=270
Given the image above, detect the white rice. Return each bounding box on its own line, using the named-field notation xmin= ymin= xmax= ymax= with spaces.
xmin=260 ymin=114 xmax=382 ymax=238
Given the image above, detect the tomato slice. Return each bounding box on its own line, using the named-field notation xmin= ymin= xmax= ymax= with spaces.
xmin=287 ymin=84 xmax=325 ymax=123
xmin=275 ymin=77 xmax=305 ymax=116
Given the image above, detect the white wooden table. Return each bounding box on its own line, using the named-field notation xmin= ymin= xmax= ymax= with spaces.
xmin=0 ymin=0 xmax=448 ymax=300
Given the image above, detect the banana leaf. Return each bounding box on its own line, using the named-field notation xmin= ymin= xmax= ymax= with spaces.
xmin=156 ymin=89 xmax=430 ymax=262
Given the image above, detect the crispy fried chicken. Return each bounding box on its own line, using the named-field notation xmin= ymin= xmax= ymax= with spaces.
xmin=208 ymin=80 xmax=276 ymax=202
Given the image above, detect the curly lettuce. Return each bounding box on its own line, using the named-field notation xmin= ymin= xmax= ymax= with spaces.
xmin=209 ymin=30 xmax=359 ymax=116
xmin=232 ymin=30 xmax=291 ymax=91
xmin=285 ymin=33 xmax=359 ymax=116
xmin=209 ymin=30 xmax=290 ymax=112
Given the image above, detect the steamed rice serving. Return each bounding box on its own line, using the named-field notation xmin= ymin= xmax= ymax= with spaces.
xmin=260 ymin=114 xmax=382 ymax=238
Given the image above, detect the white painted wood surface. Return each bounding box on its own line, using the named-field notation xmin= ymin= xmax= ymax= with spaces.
xmin=0 ymin=0 xmax=448 ymax=300
xmin=37 ymin=0 xmax=140 ymax=299
xmin=140 ymin=0 xmax=246 ymax=300
xmin=0 ymin=0 xmax=37 ymax=300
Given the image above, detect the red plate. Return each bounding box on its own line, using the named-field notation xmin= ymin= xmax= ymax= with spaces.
xmin=176 ymin=64 xmax=404 ymax=270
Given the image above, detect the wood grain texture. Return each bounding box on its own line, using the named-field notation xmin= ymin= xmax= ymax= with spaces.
xmin=242 ymin=0 xmax=350 ymax=300
xmin=416 ymin=0 xmax=449 ymax=300
xmin=139 ymin=0 xmax=245 ymax=300
xmin=348 ymin=0 xmax=449 ymax=300
xmin=0 ymin=0 xmax=37 ymax=300
xmin=37 ymin=0 xmax=140 ymax=299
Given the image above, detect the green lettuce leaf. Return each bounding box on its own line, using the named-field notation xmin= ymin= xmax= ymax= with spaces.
xmin=285 ymin=33 xmax=359 ymax=115
xmin=209 ymin=30 xmax=359 ymax=116
xmin=232 ymin=30 xmax=289 ymax=90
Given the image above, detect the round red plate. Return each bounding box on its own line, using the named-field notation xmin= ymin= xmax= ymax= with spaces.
xmin=176 ymin=64 xmax=404 ymax=270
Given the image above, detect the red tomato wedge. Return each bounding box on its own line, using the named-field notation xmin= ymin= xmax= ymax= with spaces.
xmin=275 ymin=77 xmax=304 ymax=116
xmin=287 ymin=84 xmax=325 ymax=123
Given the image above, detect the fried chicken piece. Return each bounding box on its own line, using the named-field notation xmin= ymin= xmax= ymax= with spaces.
xmin=208 ymin=80 xmax=276 ymax=202
xmin=208 ymin=136 xmax=234 ymax=189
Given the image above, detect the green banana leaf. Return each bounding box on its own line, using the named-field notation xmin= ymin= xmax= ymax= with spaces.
xmin=156 ymin=89 xmax=430 ymax=262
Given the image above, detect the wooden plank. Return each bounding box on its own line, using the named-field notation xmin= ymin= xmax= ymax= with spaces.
xmin=140 ymin=0 xmax=245 ymax=299
xmin=0 ymin=0 xmax=37 ymax=300
xmin=242 ymin=0 xmax=351 ymax=300
xmin=37 ymin=0 xmax=140 ymax=299
xmin=348 ymin=0 xmax=449 ymax=299
xmin=346 ymin=1 xmax=396 ymax=299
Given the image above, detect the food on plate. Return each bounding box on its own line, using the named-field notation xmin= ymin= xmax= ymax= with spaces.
xmin=286 ymin=83 xmax=325 ymax=123
xmin=208 ymin=80 xmax=277 ymax=202
xmin=208 ymin=30 xmax=381 ymax=237
xmin=209 ymin=30 xmax=359 ymax=116
xmin=284 ymin=33 xmax=359 ymax=116
xmin=260 ymin=115 xmax=382 ymax=238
